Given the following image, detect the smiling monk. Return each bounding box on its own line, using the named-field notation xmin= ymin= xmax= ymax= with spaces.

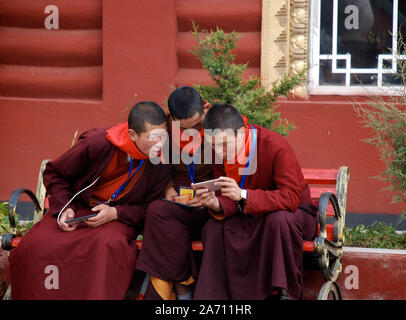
xmin=9 ymin=101 xmax=170 ymax=300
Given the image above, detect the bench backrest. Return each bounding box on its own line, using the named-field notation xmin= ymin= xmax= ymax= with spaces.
xmin=303 ymin=167 xmax=350 ymax=241
xmin=35 ymin=160 xmax=350 ymax=239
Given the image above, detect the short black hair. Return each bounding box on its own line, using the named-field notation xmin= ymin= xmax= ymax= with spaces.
xmin=203 ymin=103 xmax=245 ymax=134
xmin=167 ymin=86 xmax=204 ymax=120
xmin=128 ymin=101 xmax=167 ymax=134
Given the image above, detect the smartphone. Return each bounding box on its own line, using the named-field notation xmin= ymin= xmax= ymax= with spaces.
xmin=65 ymin=214 xmax=97 ymax=225
xmin=192 ymin=178 xmax=222 ymax=191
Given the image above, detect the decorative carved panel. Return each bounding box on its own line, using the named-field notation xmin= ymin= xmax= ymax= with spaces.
xmin=261 ymin=0 xmax=309 ymax=98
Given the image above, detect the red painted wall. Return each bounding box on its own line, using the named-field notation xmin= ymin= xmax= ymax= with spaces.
xmin=0 ymin=0 xmax=178 ymax=200
xmin=280 ymin=97 xmax=404 ymax=214
xmin=303 ymin=248 xmax=406 ymax=300
xmin=0 ymin=0 xmax=403 ymax=215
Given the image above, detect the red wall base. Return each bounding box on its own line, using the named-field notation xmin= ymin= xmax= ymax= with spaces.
xmin=304 ymin=247 xmax=406 ymax=300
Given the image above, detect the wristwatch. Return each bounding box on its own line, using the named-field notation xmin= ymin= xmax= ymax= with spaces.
xmin=237 ymin=189 xmax=247 ymax=213
xmin=240 ymin=189 xmax=247 ymax=202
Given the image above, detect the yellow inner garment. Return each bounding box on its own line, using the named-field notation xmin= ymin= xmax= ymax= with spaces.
xmin=151 ymin=275 xmax=195 ymax=300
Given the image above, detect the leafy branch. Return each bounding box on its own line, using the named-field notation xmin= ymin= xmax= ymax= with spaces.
xmin=191 ymin=23 xmax=307 ymax=136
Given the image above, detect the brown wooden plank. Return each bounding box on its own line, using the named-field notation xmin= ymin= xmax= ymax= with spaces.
xmin=317 ymin=224 xmax=335 ymax=241
xmin=310 ymin=187 xmax=336 ymax=200
xmin=326 ymin=204 xmax=336 ymax=217
xmin=302 ymin=168 xmax=338 ymax=185
xmin=302 ymin=241 xmax=314 ymax=252
xmin=192 ymin=241 xmax=204 ymax=251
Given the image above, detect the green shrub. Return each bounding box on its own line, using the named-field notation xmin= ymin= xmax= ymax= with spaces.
xmin=344 ymin=221 xmax=406 ymax=249
xmin=0 ymin=202 xmax=34 ymax=236
xmin=354 ymin=98 xmax=406 ymax=210
xmin=353 ymin=33 xmax=406 ymax=211
xmin=191 ymin=24 xmax=307 ymax=136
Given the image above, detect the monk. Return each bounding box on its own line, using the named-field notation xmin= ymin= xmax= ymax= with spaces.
xmin=9 ymin=101 xmax=170 ymax=299
xmin=192 ymin=103 xmax=318 ymax=300
xmin=135 ymin=86 xmax=212 ymax=300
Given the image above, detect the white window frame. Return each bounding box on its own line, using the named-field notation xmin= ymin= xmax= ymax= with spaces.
xmin=309 ymin=0 xmax=406 ymax=96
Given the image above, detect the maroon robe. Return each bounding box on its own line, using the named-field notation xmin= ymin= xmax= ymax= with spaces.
xmin=9 ymin=127 xmax=170 ymax=299
xmin=193 ymin=125 xmax=318 ymax=300
xmin=135 ymin=141 xmax=213 ymax=296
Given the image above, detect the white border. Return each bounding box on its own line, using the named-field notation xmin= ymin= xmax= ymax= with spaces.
xmin=344 ymin=247 xmax=406 ymax=255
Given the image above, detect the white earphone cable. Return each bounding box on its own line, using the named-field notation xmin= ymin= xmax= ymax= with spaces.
xmin=56 ymin=177 xmax=101 ymax=226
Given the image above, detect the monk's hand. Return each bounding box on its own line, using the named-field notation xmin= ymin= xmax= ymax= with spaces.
xmin=215 ymin=176 xmax=242 ymax=202
xmin=186 ymin=196 xmax=205 ymax=210
xmin=85 ymin=204 xmax=118 ymax=228
xmin=60 ymin=208 xmax=78 ymax=232
xmin=165 ymin=186 xmax=178 ymax=201
xmin=192 ymin=186 xmax=222 ymax=213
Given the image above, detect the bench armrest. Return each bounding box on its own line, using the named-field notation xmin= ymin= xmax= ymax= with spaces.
xmin=318 ymin=191 xmax=343 ymax=243
xmin=314 ymin=191 xmax=343 ymax=282
xmin=8 ymin=188 xmax=42 ymax=235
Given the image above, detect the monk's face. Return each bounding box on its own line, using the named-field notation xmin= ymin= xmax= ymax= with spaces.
xmin=128 ymin=122 xmax=168 ymax=157
xmin=173 ymin=110 xmax=205 ymax=131
xmin=207 ymin=127 xmax=246 ymax=161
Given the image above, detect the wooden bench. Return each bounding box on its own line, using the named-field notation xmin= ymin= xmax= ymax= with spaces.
xmin=2 ymin=160 xmax=350 ymax=300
